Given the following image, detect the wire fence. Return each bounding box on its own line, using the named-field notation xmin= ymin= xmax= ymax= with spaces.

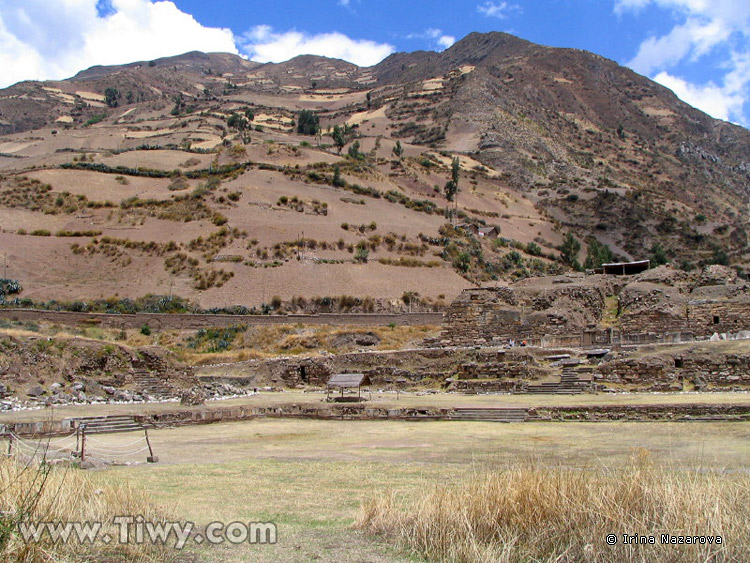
xmin=3 ymin=427 xmax=155 ymax=464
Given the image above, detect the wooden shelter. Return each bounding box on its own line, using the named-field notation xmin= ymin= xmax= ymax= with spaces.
xmin=601 ymin=260 xmax=650 ymax=275
xmin=326 ymin=373 xmax=371 ymax=402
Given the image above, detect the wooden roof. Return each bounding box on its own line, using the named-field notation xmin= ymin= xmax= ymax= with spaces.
xmin=602 ymin=260 xmax=650 ymax=275
xmin=326 ymin=373 xmax=370 ymax=388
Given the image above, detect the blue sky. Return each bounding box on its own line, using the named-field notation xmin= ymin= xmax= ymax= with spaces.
xmin=1 ymin=0 xmax=749 ymax=126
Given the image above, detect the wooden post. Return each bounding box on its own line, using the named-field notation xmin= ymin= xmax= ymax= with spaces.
xmin=6 ymin=433 xmax=12 ymax=457
xmin=75 ymin=426 xmax=80 ymax=458
xmin=80 ymin=425 xmax=86 ymax=462
xmin=144 ymin=428 xmax=158 ymax=463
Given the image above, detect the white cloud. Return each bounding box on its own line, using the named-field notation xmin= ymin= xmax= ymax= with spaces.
xmin=240 ymin=26 xmax=394 ymax=67
xmin=654 ymin=71 xmax=745 ymax=122
xmin=438 ymin=35 xmax=456 ymax=49
xmin=628 ymin=17 xmax=732 ymax=75
xmin=406 ymin=28 xmax=455 ymax=51
xmin=477 ymin=1 xmax=518 ymax=19
xmin=0 ymin=0 xmax=237 ymax=88
xmin=616 ymin=0 xmax=750 ymax=125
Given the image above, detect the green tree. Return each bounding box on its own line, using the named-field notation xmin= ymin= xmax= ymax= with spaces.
xmin=347 ymin=140 xmax=363 ymax=160
xmin=392 ymin=140 xmax=403 ymax=161
xmin=560 ymin=232 xmax=582 ymax=270
xmin=170 ymin=93 xmax=184 ymax=116
xmin=332 ymin=125 xmax=346 ymax=153
xmin=444 ymin=157 xmax=460 ymax=202
xmin=332 ymin=164 xmax=345 ymax=187
xmin=104 ymin=87 xmax=119 ymax=108
xmin=649 ymin=242 xmax=669 ymax=266
xmin=711 ymin=246 xmax=729 ymax=266
xmin=583 ymin=237 xmax=614 ymax=270
xmin=296 ymin=110 xmax=319 ymax=135
xmin=227 ymin=112 xmax=251 ymax=143
xmin=444 ymin=157 xmax=460 ymax=224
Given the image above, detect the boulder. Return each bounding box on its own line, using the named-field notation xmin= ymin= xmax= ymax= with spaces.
xmin=114 ymin=390 xmax=132 ymax=402
xmin=180 ymin=388 xmax=206 ymax=406
xmin=26 ymin=385 xmax=44 ymax=397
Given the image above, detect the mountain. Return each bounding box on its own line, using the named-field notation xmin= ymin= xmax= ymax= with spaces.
xmin=0 ymin=32 xmax=747 ymax=311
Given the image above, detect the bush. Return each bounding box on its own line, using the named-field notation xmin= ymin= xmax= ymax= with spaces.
xmin=84 ymin=114 xmax=107 ymax=127
xmin=140 ymin=324 xmax=152 ymax=336
xmin=354 ymin=246 xmax=369 ymax=263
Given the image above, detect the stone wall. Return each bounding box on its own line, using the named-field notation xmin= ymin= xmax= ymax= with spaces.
xmin=531 ymin=404 xmax=750 ymax=422
xmin=439 ymin=285 xmax=605 ymax=346
xmin=209 ymin=347 xmax=552 ymax=388
xmin=441 ymin=277 xmax=750 ymax=347
xmin=6 ymin=402 xmax=749 ymax=437
xmin=595 ymin=353 xmax=750 ymax=390
xmin=688 ymin=299 xmax=750 ymax=335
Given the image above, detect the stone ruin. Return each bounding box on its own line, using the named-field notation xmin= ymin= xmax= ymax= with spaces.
xmin=439 ymin=265 xmax=750 ymax=347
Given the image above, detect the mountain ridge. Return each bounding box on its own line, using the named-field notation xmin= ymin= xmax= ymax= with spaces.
xmin=0 ymin=31 xmax=747 ymax=309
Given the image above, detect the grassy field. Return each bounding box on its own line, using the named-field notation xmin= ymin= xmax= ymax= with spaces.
xmin=49 ymin=418 xmax=747 ymax=562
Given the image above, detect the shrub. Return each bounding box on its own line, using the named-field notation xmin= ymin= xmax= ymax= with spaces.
xmin=140 ymin=324 xmax=152 ymax=336
xmin=84 ymin=114 xmax=107 ymax=127
xmin=212 ymin=213 xmax=228 ymax=226
xmin=354 ymin=246 xmax=369 ymax=263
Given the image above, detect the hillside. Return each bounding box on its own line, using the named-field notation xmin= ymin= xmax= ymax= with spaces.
xmin=0 ymin=32 xmax=747 ymax=311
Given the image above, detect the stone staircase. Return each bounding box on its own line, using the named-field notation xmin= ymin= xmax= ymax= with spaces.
xmin=523 ymin=368 xmax=590 ymax=395
xmin=450 ymin=407 xmax=528 ymax=422
xmin=73 ymin=415 xmax=145 ymax=434
xmin=131 ymin=369 xmax=176 ymax=399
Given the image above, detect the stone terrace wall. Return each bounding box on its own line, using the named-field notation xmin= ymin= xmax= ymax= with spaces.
xmin=439 ymin=286 xmax=605 ymax=346
xmin=688 ymin=299 xmax=750 ymax=335
xmin=441 ymin=281 xmax=750 ymax=347
xmin=596 ymin=353 xmax=750 ymax=390
xmin=206 ymin=347 xmax=548 ymax=387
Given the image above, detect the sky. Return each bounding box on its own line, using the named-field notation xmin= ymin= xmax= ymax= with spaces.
xmin=0 ymin=0 xmax=749 ymax=127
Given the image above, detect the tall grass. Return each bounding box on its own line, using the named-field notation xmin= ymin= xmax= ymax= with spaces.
xmin=358 ymin=453 xmax=750 ymax=562
xmin=0 ymin=455 xmax=173 ymax=562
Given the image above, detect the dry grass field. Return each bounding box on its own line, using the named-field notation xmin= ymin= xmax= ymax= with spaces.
xmin=3 ymin=416 xmax=749 ymax=562
xmin=92 ymin=419 xmax=750 ymax=562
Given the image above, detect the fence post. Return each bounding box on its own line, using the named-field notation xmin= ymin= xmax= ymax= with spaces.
xmin=6 ymin=433 xmax=12 ymax=457
xmin=80 ymin=425 xmax=86 ymax=463
xmin=144 ymin=428 xmax=158 ymax=463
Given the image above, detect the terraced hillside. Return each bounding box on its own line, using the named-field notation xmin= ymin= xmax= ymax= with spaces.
xmin=0 ymin=32 xmax=747 ymax=311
